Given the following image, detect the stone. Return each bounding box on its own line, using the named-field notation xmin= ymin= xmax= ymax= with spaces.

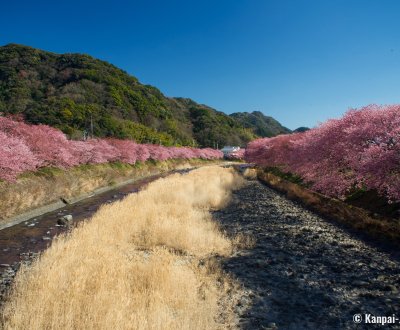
xmin=353 ymin=280 xmax=369 ymax=287
xmin=57 ymin=214 xmax=73 ymax=226
xmin=383 ymin=285 xmax=398 ymax=293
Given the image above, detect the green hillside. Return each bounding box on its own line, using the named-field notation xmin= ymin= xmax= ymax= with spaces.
xmin=0 ymin=44 xmax=287 ymax=147
xmin=229 ymin=111 xmax=291 ymax=137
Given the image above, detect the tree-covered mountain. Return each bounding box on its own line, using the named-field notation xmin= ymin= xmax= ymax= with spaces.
xmin=0 ymin=44 xmax=287 ymax=147
xmin=293 ymin=126 xmax=310 ymax=133
xmin=229 ymin=111 xmax=291 ymax=137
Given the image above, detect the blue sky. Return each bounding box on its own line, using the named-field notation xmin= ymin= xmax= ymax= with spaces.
xmin=1 ymin=0 xmax=400 ymax=129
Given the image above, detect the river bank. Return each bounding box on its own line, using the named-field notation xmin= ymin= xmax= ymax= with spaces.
xmin=0 ymin=158 xmax=221 ymax=229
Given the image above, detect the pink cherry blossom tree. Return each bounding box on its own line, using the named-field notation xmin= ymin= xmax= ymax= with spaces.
xmin=0 ymin=115 xmax=223 ymax=181
xmin=0 ymin=132 xmax=39 ymax=181
xmin=245 ymin=104 xmax=400 ymax=202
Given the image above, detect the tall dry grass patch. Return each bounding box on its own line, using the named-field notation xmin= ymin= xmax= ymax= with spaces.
xmin=242 ymin=168 xmax=257 ymax=180
xmin=2 ymin=166 xmax=244 ymax=329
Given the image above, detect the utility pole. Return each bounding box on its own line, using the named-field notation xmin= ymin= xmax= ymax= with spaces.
xmin=90 ymin=113 xmax=94 ymax=139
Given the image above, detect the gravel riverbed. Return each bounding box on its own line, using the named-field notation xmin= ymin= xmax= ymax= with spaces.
xmin=214 ymin=180 xmax=400 ymax=330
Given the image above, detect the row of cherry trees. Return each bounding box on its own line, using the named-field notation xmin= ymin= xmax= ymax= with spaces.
xmin=245 ymin=105 xmax=400 ymax=202
xmin=0 ymin=117 xmax=223 ymax=181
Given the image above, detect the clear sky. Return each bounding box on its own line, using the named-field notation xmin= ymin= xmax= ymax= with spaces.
xmin=1 ymin=0 xmax=400 ymax=129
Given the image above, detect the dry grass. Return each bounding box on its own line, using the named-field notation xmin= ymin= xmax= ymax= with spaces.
xmin=2 ymin=166 xmax=244 ymax=330
xmin=232 ymin=233 xmax=257 ymax=250
xmin=242 ymin=168 xmax=257 ymax=180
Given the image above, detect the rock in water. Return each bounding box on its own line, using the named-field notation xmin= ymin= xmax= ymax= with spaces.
xmin=57 ymin=214 xmax=73 ymax=226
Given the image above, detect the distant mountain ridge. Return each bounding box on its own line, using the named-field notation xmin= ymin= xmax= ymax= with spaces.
xmin=0 ymin=43 xmax=290 ymax=147
xmin=293 ymin=126 xmax=310 ymax=133
xmin=230 ymin=111 xmax=291 ymax=137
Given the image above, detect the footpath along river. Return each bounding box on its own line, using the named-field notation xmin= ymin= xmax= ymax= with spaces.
xmin=214 ymin=179 xmax=400 ymax=330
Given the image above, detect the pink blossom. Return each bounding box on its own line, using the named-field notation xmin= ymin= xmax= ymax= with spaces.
xmin=0 ymin=116 xmax=224 ymax=181
xmin=0 ymin=132 xmax=39 ymax=181
xmin=107 ymin=139 xmax=138 ymax=164
xmin=245 ymin=104 xmax=400 ymax=202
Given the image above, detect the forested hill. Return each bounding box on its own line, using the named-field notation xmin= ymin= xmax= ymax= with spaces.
xmin=230 ymin=111 xmax=291 ymax=137
xmin=0 ymin=44 xmax=288 ymax=147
